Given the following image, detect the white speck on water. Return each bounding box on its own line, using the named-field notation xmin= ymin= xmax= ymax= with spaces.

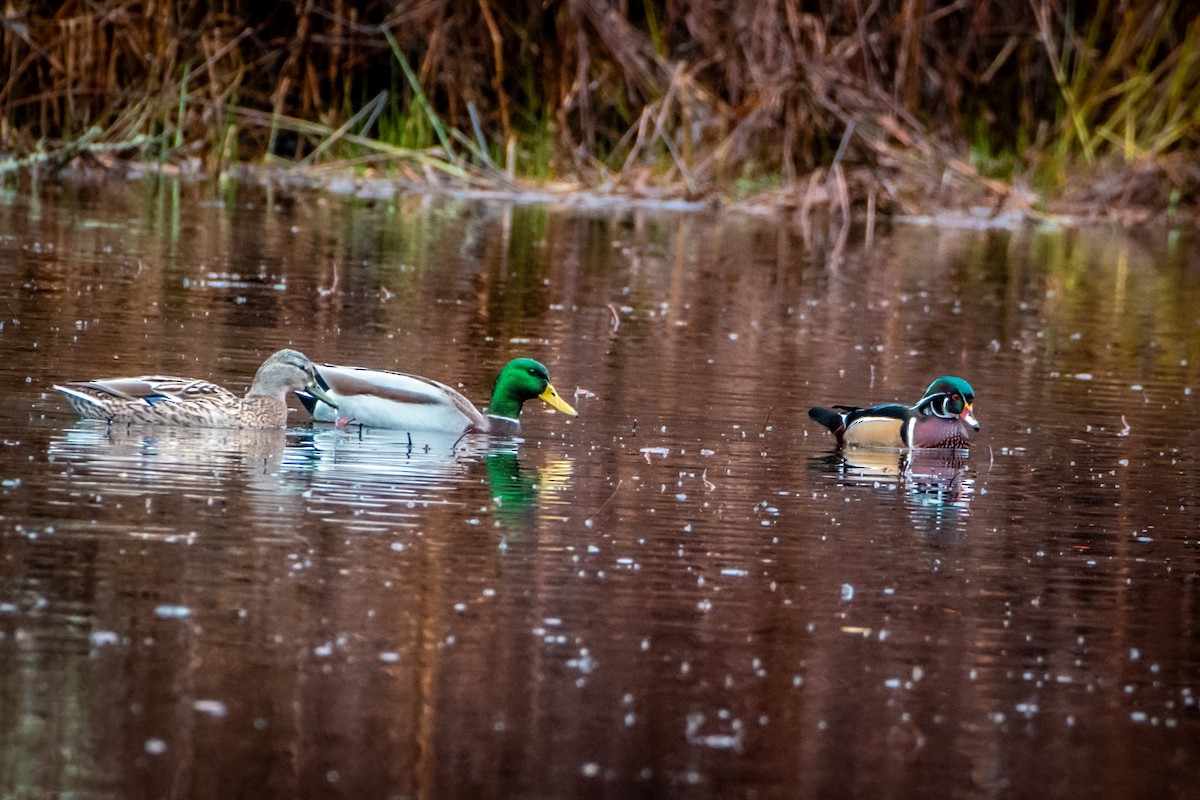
xmin=193 ymin=700 xmax=228 ymax=718
xmin=314 ymin=643 xmax=333 ymax=657
xmin=390 ymin=542 xmax=405 ymax=551
xmin=582 ymin=763 xmax=601 ymax=778
xmin=568 ymin=650 xmax=596 ymax=673
xmin=721 ymin=568 xmax=748 ymax=577
xmin=1015 ymin=701 xmax=1038 ymax=718
xmin=1129 ymin=648 xmax=1140 ymax=660
xmin=1075 ymin=373 xmax=1094 ymax=381
xmin=840 ymin=584 xmax=854 ymax=601
xmin=154 ymin=605 xmax=191 ymax=619
xmin=1131 ymin=711 xmax=1149 ymax=723
xmin=144 ymin=738 xmax=167 ymax=755
xmin=379 ymin=652 xmax=400 ymax=663
xmin=89 ymin=630 xmax=120 ymax=646
xmin=454 ymin=603 xmax=467 ymax=613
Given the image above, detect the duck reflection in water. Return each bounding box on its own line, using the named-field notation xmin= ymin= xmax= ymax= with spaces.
xmin=50 ymin=421 xmax=288 ymax=478
xmin=813 ymin=446 xmax=975 ymax=528
xmin=278 ymin=429 xmax=573 ymax=536
xmin=485 ymin=450 xmax=574 ymax=536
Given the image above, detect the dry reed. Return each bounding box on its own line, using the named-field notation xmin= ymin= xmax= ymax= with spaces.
xmin=1 ymin=1 xmax=1196 ymax=216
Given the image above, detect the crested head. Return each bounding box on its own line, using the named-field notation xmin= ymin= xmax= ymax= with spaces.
xmin=918 ymin=375 xmax=979 ymax=430
xmin=923 ymin=376 xmax=975 ymax=403
xmin=488 ymin=358 xmax=577 ymax=421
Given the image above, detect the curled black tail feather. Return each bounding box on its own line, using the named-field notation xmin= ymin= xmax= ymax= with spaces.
xmin=808 ymin=407 xmax=846 ymax=436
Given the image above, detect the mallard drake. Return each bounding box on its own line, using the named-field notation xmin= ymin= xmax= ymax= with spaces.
xmin=809 ymin=376 xmax=980 ymax=449
xmin=54 ymin=349 xmax=337 ymax=429
xmin=297 ymin=357 xmax=578 ymax=434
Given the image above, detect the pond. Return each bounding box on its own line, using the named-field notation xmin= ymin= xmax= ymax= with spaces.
xmin=1 ymin=180 xmax=1198 ymax=799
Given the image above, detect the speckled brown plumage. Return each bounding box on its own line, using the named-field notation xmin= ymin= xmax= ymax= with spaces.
xmin=54 ymin=349 xmax=336 ymax=429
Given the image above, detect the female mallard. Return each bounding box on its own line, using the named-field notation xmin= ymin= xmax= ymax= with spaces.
xmin=54 ymin=349 xmax=337 ymax=429
xmin=809 ymin=376 xmax=980 ymax=449
xmin=297 ymin=357 xmax=577 ymax=434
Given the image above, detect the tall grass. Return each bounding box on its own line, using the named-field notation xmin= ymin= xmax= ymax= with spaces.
xmin=0 ymin=1 xmax=1196 ymax=211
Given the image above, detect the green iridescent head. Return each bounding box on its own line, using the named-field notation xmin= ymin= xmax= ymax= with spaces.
xmin=918 ymin=376 xmax=979 ymax=429
xmin=487 ymin=358 xmax=578 ymax=421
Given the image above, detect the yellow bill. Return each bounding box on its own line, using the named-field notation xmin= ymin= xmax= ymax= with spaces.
xmin=538 ymin=383 xmax=578 ymax=417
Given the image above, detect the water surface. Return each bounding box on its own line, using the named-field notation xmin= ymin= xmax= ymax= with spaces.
xmin=1 ymin=181 xmax=1198 ymax=799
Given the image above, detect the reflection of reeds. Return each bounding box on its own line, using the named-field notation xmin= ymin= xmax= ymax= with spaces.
xmin=1 ymin=2 xmax=1196 ymax=211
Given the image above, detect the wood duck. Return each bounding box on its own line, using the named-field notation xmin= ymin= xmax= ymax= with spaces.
xmin=808 ymin=376 xmax=980 ymax=449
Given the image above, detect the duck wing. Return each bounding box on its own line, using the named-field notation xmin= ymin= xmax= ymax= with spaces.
xmin=54 ymin=376 xmax=238 ymax=423
xmin=840 ymin=403 xmax=916 ymax=447
xmin=301 ymin=364 xmax=486 ymax=432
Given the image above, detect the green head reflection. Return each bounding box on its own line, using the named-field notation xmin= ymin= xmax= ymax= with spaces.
xmin=486 ymin=451 xmax=573 ymax=533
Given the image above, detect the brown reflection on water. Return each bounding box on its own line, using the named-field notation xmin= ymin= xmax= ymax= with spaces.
xmin=1 ymin=181 xmax=1199 ymax=799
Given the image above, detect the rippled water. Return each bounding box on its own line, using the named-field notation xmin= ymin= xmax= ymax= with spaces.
xmin=1 ymin=180 xmax=1198 ymax=799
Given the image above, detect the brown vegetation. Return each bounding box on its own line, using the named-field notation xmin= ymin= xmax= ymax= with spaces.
xmin=1 ymin=1 xmax=1197 ymax=220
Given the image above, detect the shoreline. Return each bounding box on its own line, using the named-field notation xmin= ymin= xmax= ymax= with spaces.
xmin=90 ymin=158 xmax=1200 ymax=232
